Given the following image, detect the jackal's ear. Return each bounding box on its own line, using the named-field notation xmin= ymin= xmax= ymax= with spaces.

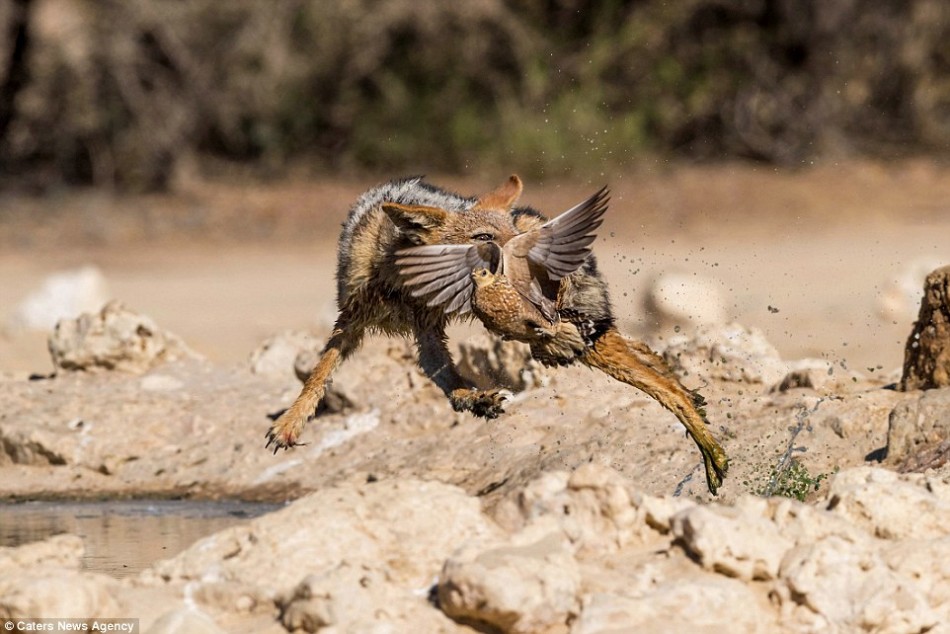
xmin=475 ymin=174 xmax=523 ymax=210
xmin=382 ymin=202 xmax=448 ymax=236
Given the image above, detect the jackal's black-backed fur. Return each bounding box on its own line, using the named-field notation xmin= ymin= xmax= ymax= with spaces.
xmin=265 ymin=175 xmax=728 ymax=494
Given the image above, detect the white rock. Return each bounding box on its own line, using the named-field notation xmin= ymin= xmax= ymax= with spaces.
xmin=48 ymin=300 xmax=202 ymax=373
xmin=495 ymin=465 xmax=651 ymax=553
xmin=7 ymin=266 xmax=109 ymax=332
xmin=145 ymin=607 xmax=226 ymax=634
xmin=824 ymin=466 xmax=950 ymax=540
xmin=281 ymin=564 xmax=382 ymax=633
xmin=767 ymin=496 xmax=870 ymax=547
xmin=779 ymin=537 xmax=937 ymax=633
xmin=438 ymin=528 xmax=580 ymax=634
xmin=312 ymin=409 xmax=380 ymax=457
xmin=660 ymin=322 xmax=788 ymax=384
xmin=645 ymin=272 xmax=727 ymax=332
xmin=280 ymin=561 xmax=457 ymax=632
xmin=886 ymin=387 xmax=950 ymax=467
xmin=671 ymin=498 xmax=792 ymax=581
xmin=883 ymin=537 xmax=950 ymax=625
xmin=0 ymin=534 xmax=84 ymax=571
xmin=0 ymin=571 xmax=120 ymax=619
xmin=0 ymin=534 xmax=123 ymax=620
xmin=141 ymin=478 xmax=500 ymax=632
xmin=638 ymin=493 xmax=696 ymax=534
xmin=248 ymin=330 xmax=321 ymax=379
xmin=140 ymin=374 xmax=185 ymax=392
xmin=574 ymin=578 xmax=778 ymax=634
xmin=877 ymin=258 xmax=944 ymax=322
xmin=141 ymin=479 xmax=502 ymax=611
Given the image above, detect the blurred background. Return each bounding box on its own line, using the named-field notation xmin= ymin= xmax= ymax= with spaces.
xmin=0 ymin=0 xmax=948 ymax=374
xmin=2 ymin=0 xmax=949 ymax=190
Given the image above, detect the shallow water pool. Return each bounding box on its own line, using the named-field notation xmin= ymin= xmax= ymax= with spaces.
xmin=0 ymin=500 xmax=283 ymax=578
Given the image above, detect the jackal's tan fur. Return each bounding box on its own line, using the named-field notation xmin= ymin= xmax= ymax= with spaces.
xmin=265 ymin=175 xmax=729 ymax=494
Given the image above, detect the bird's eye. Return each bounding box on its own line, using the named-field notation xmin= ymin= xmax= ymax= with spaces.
xmin=472 ymin=233 xmax=494 ymax=242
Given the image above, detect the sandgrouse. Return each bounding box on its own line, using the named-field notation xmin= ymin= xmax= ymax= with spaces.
xmin=396 ymin=186 xmax=728 ymax=494
xmin=395 ymin=186 xmax=610 ymax=333
xmin=469 ymin=266 xmax=587 ymax=353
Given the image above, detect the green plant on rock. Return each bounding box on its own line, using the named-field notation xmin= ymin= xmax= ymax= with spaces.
xmin=754 ymin=459 xmax=837 ymax=503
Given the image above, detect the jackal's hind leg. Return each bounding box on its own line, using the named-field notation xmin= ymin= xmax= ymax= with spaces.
xmin=415 ymin=327 xmax=510 ymax=419
xmin=265 ymin=323 xmax=363 ymax=452
xmin=582 ymin=327 xmax=729 ymax=494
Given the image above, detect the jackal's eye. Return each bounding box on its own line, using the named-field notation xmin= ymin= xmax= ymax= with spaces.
xmin=472 ymin=232 xmax=494 ymax=242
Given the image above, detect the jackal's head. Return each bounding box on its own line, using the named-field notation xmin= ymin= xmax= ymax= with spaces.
xmin=382 ymin=175 xmax=524 ymax=247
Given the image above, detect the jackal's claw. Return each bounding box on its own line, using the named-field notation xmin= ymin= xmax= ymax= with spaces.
xmin=701 ymin=444 xmax=730 ymax=495
xmin=264 ymin=417 xmax=305 ymax=454
xmin=264 ymin=430 xmax=292 ymax=453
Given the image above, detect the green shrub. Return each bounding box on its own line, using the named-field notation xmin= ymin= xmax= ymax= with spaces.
xmin=754 ymin=460 xmax=837 ymax=503
xmin=3 ymin=0 xmax=950 ymax=189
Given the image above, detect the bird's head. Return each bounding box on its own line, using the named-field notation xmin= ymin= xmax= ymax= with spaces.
xmin=471 ymin=267 xmax=496 ymax=288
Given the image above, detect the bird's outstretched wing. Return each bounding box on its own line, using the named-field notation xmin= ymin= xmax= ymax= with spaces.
xmin=396 ymin=243 xmax=500 ymax=314
xmin=508 ymin=186 xmax=609 ymax=280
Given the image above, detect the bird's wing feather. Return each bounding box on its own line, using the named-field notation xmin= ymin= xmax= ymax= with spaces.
xmin=507 ymin=186 xmax=609 ymax=280
xmin=519 ymin=278 xmax=558 ymax=323
xmin=395 ymin=243 xmax=499 ymax=315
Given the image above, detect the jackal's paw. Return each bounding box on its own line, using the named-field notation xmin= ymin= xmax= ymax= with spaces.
xmin=264 ymin=409 xmax=308 ymax=454
xmin=701 ymin=444 xmax=730 ymax=495
xmin=450 ymin=388 xmax=512 ymax=419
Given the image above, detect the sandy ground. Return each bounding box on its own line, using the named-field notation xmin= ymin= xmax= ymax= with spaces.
xmin=1 ymin=162 xmax=949 ymax=632
xmin=1 ymin=160 xmax=947 ymax=376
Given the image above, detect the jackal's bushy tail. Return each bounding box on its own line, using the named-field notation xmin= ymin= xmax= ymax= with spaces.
xmin=581 ymin=327 xmax=729 ymax=494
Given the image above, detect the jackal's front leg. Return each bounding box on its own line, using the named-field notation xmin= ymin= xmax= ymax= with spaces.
xmin=582 ymin=327 xmax=729 ymax=494
xmin=414 ymin=327 xmax=511 ymax=419
xmin=265 ymin=326 xmax=361 ymax=452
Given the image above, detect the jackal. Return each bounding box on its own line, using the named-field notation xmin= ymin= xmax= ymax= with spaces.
xmin=265 ymin=175 xmax=729 ymax=494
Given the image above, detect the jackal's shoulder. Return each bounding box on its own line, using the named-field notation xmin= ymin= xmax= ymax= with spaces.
xmin=340 ymin=177 xmax=475 ymax=249
xmin=336 ymin=177 xmax=484 ymax=303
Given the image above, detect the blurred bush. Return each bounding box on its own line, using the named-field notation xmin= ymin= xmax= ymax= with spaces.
xmin=1 ymin=0 xmax=949 ymax=190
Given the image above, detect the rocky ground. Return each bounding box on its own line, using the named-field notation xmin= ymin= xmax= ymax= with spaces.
xmin=1 ymin=164 xmax=949 ymax=632
xmin=1 ymin=298 xmax=949 ymax=632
